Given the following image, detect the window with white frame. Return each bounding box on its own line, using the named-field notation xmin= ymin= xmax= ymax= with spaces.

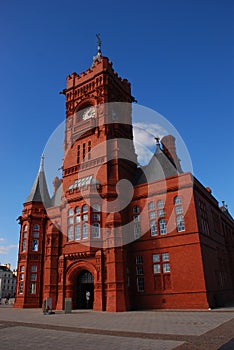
xmin=133 ymin=206 xmax=141 ymax=238
xmin=153 ymin=252 xmax=171 ymax=274
xmin=159 ymin=218 xmax=167 ymax=235
xmin=174 ymin=196 xmax=185 ymax=232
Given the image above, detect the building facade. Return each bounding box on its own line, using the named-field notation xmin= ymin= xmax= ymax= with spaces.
xmin=14 ymin=47 xmax=234 ymax=311
xmin=0 ymin=264 xmax=16 ymax=299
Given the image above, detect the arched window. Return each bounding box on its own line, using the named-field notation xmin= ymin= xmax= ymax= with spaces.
xmin=68 ymin=208 xmax=74 ymax=216
xmin=148 ymin=201 xmax=155 ymax=211
xmin=92 ymin=223 xmax=100 ymax=238
xmin=82 ymin=204 xmax=88 ymax=212
xmin=174 ymin=196 xmax=182 ymax=205
xmin=176 ymin=215 xmax=185 ymax=232
xmin=33 ymin=224 xmax=40 ymax=231
xmin=159 ymin=219 xmax=167 ymax=235
xmin=133 ymin=205 xmax=140 ymax=214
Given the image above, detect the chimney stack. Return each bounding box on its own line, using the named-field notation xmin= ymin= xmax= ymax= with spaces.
xmin=161 ymin=135 xmax=182 ymax=173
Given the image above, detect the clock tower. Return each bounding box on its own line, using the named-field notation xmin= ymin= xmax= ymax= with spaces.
xmin=57 ymin=40 xmax=138 ymax=311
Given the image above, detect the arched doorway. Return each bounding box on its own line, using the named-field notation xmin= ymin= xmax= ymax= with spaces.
xmin=76 ymin=270 xmax=94 ymax=309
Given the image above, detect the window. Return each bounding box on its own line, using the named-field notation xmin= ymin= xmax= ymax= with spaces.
xmin=68 ymin=226 xmax=73 ymax=241
xmin=134 ymin=215 xmax=140 ymax=222
xmin=153 ymin=253 xmax=171 ymax=274
xmin=133 ymin=205 xmax=140 ymax=214
xmin=30 ymin=282 xmax=36 ymax=294
xmin=82 ymin=214 xmax=88 ymax=222
xmin=137 ymin=277 xmax=144 ymax=292
xmin=136 ymin=255 xmax=144 ymax=292
xmin=158 ymin=209 xmax=165 ymax=217
xmin=30 ymin=274 xmax=37 ymax=281
xmin=33 ymin=224 xmax=40 ymax=231
xmin=68 ymin=208 xmax=74 ymax=216
xmin=157 ymin=199 xmax=164 ymax=209
xmin=91 ymin=203 xmax=100 ymax=238
xmin=150 ymin=220 xmax=157 ymax=236
xmin=149 ymin=211 xmax=156 ymax=220
xmin=136 ymin=255 xmax=143 ymax=264
xmin=75 ymin=224 xmax=81 ymax=240
xmin=134 ymin=223 xmax=141 ymax=239
xmin=23 ymin=225 xmax=28 ymax=238
xmin=176 ymin=215 xmax=185 ymax=232
xmin=174 ymin=196 xmax=185 ymax=232
xmin=82 ymin=223 xmax=88 ymax=239
xmin=18 ymin=282 xmax=23 ymax=294
xmin=163 ymin=263 xmax=171 ymax=273
xmin=174 ymin=196 xmax=182 ymax=205
xmin=33 ymin=231 xmax=39 ymax=238
xmin=148 ymin=201 xmax=155 ymax=210
xmin=77 ymin=145 xmax=80 ymax=164
xmin=31 ymin=266 xmax=37 ymax=272
xmin=20 ymin=274 xmax=24 ymax=281
xmin=136 ymin=265 xmax=144 ymax=275
xmin=162 ymin=252 xmax=169 ymax=261
xmin=82 ymin=204 xmax=88 ymax=213
xmin=22 ymin=239 xmax=26 ymax=252
xmin=82 ymin=143 xmax=86 ymax=161
xmin=159 ymin=219 xmax=167 ymax=235
xmin=92 ymin=223 xmax=100 ymax=238
xmin=175 ymin=205 xmax=183 ymax=215
xmin=92 ymin=213 xmax=100 ymax=221
xmin=67 ymin=208 xmax=74 ymax=241
xmin=88 ymin=141 xmax=91 ymax=160
xmin=20 ymin=266 xmax=24 ymax=272
xmin=153 ymin=264 xmax=161 ymax=274
xmin=32 ymin=239 xmax=39 ymax=251
xmin=152 ymin=254 xmax=160 ymax=262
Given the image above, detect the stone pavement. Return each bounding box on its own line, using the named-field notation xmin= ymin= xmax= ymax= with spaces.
xmin=0 ymin=305 xmax=233 ymax=350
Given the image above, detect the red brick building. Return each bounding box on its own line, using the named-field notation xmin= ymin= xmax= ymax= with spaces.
xmin=14 ymin=46 xmax=234 ymax=311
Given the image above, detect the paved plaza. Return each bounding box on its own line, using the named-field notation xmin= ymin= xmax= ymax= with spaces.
xmin=0 ymin=304 xmax=233 ymax=350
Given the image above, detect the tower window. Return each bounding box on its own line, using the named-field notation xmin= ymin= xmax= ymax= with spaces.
xmin=77 ymin=145 xmax=80 ymax=164
xmin=32 ymin=239 xmax=39 ymax=251
xmin=88 ymin=141 xmax=91 ymax=160
xmin=82 ymin=143 xmax=86 ymax=161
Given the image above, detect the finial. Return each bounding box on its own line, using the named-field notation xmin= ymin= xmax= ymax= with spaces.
xmin=155 ymin=136 xmax=160 ymax=145
xmin=40 ymin=154 xmax=45 ymax=171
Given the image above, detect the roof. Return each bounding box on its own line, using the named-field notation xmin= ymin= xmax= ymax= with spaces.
xmin=134 ymin=143 xmax=180 ymax=185
xmin=25 ymin=156 xmax=50 ymax=206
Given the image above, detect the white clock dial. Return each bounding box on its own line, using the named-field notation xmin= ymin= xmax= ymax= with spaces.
xmin=82 ymin=106 xmax=95 ymax=120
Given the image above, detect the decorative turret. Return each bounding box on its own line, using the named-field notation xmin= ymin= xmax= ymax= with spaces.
xmin=25 ymin=155 xmax=50 ymax=207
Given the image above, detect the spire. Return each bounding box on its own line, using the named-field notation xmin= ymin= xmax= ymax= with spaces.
xmin=39 ymin=154 xmax=45 ymax=172
xmin=91 ymin=33 xmax=102 ymax=68
xmin=25 ymin=155 xmax=50 ymax=206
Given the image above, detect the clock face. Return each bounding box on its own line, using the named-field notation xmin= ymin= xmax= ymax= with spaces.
xmin=82 ymin=106 xmax=95 ymax=120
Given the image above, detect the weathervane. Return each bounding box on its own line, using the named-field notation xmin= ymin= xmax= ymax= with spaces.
xmin=96 ymin=33 xmax=102 ymax=53
xmin=91 ymin=33 xmax=102 ymax=68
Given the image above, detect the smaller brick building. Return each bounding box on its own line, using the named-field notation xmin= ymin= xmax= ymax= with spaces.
xmin=14 ymin=48 xmax=234 ymax=311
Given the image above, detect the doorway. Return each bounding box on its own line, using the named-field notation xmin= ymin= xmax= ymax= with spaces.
xmin=76 ymin=270 xmax=94 ymax=309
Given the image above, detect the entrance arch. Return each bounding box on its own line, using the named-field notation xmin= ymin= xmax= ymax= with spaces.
xmin=76 ymin=270 xmax=94 ymax=309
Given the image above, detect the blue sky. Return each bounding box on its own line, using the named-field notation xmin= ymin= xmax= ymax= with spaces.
xmin=0 ymin=0 xmax=233 ymax=269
